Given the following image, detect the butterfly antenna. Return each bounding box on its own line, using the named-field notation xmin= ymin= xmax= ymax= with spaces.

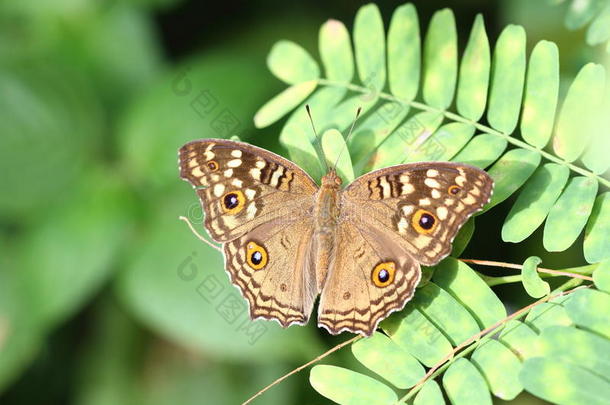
xmin=305 ymin=105 xmax=330 ymax=173
xmin=333 ymin=107 xmax=362 ymax=171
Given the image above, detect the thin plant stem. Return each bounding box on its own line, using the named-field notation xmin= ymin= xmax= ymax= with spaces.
xmin=242 ymin=335 xmax=361 ymax=405
xmin=461 ymin=258 xmax=595 ymax=282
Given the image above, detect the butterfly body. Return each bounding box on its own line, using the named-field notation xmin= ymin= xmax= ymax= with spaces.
xmin=179 ymin=138 xmax=493 ymax=336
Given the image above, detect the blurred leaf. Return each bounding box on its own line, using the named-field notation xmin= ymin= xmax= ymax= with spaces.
xmin=456 ymin=14 xmax=490 ymax=122
xmin=387 ymin=3 xmax=420 ymax=101
xmin=584 ymin=192 xmax=610 ymax=263
xmin=521 ymin=256 xmax=550 ymax=298
xmin=433 ymin=258 xmax=507 ymax=328
xmin=564 ymin=289 xmax=610 ymax=338
xmin=254 ymin=80 xmax=318 ymax=128
xmin=451 ymin=134 xmax=507 ymax=169
xmin=443 ymin=358 xmax=492 ymax=405
xmin=267 ymin=40 xmax=320 ymax=85
xmin=353 ymin=4 xmax=385 ymax=93
xmin=520 ymin=41 xmax=559 ymax=148
xmin=501 ymin=163 xmax=569 ymax=243
xmin=586 ymin=3 xmax=610 ymax=45
xmin=543 ymin=176 xmax=598 ymax=252
xmin=520 ymin=358 xmax=610 ymax=405
xmin=564 ymin=0 xmax=604 ymax=29
xmin=309 ymin=365 xmax=397 ymax=405
xmin=117 ymin=187 xmax=321 ymax=362
xmin=319 ymin=19 xmax=354 ymax=82
xmin=351 ymin=333 xmax=424 ymax=389
xmin=423 ymin=9 xmax=457 ymax=109
xmin=484 ymin=149 xmax=541 ymax=212
xmin=471 ymin=338 xmax=523 ymax=400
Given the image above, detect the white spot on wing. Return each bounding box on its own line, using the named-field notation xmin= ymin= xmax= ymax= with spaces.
xmin=437 ymin=206 xmax=448 ymax=220
xmin=228 ymin=159 xmax=242 ymax=168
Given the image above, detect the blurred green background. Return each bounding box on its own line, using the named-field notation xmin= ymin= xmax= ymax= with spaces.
xmin=0 ymin=0 xmax=606 ymax=404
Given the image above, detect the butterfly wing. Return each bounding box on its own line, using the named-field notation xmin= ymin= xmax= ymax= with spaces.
xmin=343 ymin=162 xmax=493 ymax=266
xmin=179 ymin=139 xmax=318 ymax=242
xmin=317 ymin=221 xmax=421 ymax=336
xmin=179 ymin=139 xmax=319 ymax=326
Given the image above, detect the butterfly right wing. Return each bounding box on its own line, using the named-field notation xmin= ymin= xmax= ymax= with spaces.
xmin=179 ymin=139 xmax=318 ymax=242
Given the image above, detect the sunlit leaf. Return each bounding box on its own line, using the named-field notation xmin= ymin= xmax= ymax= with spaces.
xmin=521 ymin=256 xmax=550 ymax=298
xmin=498 ymin=320 xmax=539 ymax=360
xmin=387 ymin=3 xmax=420 ymax=101
xmin=267 ymin=40 xmax=320 ymax=84
xmin=525 ymin=295 xmax=572 ymax=333
xmin=593 ymin=259 xmax=610 ymax=293
xmin=564 ymin=289 xmax=610 ymax=339
xmin=451 ymin=134 xmax=507 ymax=169
xmin=354 ymin=4 xmax=385 ymax=92
xmin=501 ymin=163 xmax=569 ymax=243
xmin=254 ymin=80 xmax=318 ymax=128
xmin=309 ymin=365 xmax=397 ymax=405
xmin=451 ymin=218 xmax=474 ymax=257
xmin=443 ymin=358 xmax=492 ymax=405
xmin=584 ymin=192 xmax=610 ymax=263
xmin=414 ymin=380 xmax=445 ymax=405
xmin=423 ymin=8 xmax=457 ymax=109
xmin=403 ymin=122 xmax=475 ymax=163
xmin=319 ymin=19 xmax=354 ymax=82
xmin=471 ymin=339 xmax=523 ymax=400
xmin=321 ymin=129 xmax=354 ymax=183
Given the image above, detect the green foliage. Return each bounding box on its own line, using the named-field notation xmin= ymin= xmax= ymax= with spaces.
xmin=255 ymin=3 xmax=610 ymax=404
xmin=552 ymin=0 xmax=610 ymax=52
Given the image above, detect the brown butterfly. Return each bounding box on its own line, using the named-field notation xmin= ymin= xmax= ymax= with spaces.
xmin=179 ymin=138 xmax=493 ymax=336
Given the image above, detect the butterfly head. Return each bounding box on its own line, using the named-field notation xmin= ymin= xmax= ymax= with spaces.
xmin=321 ymin=169 xmax=342 ymax=189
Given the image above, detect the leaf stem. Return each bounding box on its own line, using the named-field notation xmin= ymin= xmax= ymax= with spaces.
xmin=317 ymin=79 xmax=610 ymax=189
xmin=461 ymin=258 xmax=595 ymax=282
xmin=241 ymin=335 xmax=361 ymax=405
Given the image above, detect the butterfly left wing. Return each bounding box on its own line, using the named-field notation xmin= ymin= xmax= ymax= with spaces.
xmin=317 ymin=221 xmax=421 ymax=336
xmin=343 ymin=162 xmax=493 ymax=266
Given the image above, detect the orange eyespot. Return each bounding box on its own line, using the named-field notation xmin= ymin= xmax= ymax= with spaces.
xmin=207 ymin=160 xmax=219 ymax=171
xmin=246 ymin=241 xmax=268 ymax=270
xmin=412 ymin=209 xmax=438 ymax=234
xmin=221 ymin=190 xmax=245 ymax=215
xmin=372 ymin=262 xmax=396 ymax=287
xmin=448 ymin=185 xmax=461 ymax=195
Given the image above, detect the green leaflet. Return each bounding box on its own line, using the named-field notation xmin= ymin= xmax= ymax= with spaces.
xmin=387 ymin=3 xmax=420 ymax=101
xmin=565 ymin=289 xmax=610 ymax=339
xmin=349 ymin=101 xmax=410 ymax=169
xmin=423 ymin=8 xmax=457 ymax=109
xmin=587 ymin=3 xmax=610 ymax=45
xmin=410 ymin=282 xmax=480 ymax=346
xmin=582 ymin=88 xmax=610 ymax=174
xmin=321 ymin=129 xmax=354 ymax=183
xmin=544 ymin=176 xmax=598 ymax=252
xmin=354 ymin=4 xmax=385 ymax=93
xmin=520 ymin=358 xmax=610 ymax=405
xmin=553 ymin=63 xmax=606 ymax=162
xmin=451 ymin=133 xmax=507 ymax=169
xmin=382 ymin=306 xmax=453 ymax=367
xmin=323 ymin=93 xmax=380 ymax=135
xmin=351 ymin=333 xmax=424 ymax=389
xmin=487 ymin=25 xmax=526 ymax=134
xmin=484 ymin=148 xmax=541 ymax=212
xmin=309 ymin=365 xmax=397 ymax=405
xmin=498 ymin=320 xmax=539 ymax=360
xmin=253 ymin=81 xmax=318 ymax=128
xmin=456 ymin=14 xmax=490 ymax=121
xmin=403 ymin=122 xmax=475 ymax=163
xmin=368 ymin=111 xmax=443 ymax=170
xmin=414 ymin=381 xmax=444 ymax=405
xmin=433 ymin=259 xmax=506 ymax=328
xmin=565 ymin=0 xmax=603 ymax=29
xmin=537 ymin=325 xmax=610 ymax=377
xmin=471 ymin=339 xmax=523 ymax=400
xmin=584 ymin=192 xmax=610 ymax=263
xmin=267 ymin=40 xmax=320 ymax=84
xmin=520 ymin=41 xmax=559 ymax=148
xmin=501 ymin=163 xmax=569 ymax=243
xmin=525 ymin=296 xmax=573 ymax=333
xmin=319 ymin=19 xmax=354 ymax=82
xmin=593 ymin=259 xmax=610 ymax=293
xmin=443 ymin=358 xmax=492 ymax=405
xmin=521 ymin=256 xmax=550 ymax=298
xmin=279 ymin=86 xmax=347 ymax=180
xmin=450 ymin=217 xmax=474 ymax=257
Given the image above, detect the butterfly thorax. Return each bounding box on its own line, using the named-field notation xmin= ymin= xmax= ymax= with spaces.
xmin=312 ymin=170 xmax=343 ymax=291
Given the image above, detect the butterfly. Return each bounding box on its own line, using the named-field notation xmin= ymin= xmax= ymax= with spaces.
xmin=179 ymin=138 xmax=493 ymax=336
